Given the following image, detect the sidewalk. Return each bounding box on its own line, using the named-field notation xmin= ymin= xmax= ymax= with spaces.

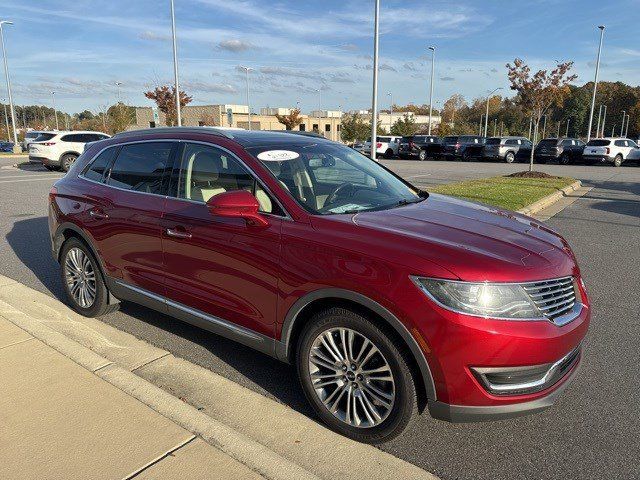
xmin=0 ymin=314 xmax=263 ymax=480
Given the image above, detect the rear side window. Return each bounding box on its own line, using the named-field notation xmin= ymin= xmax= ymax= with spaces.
xmin=587 ymin=140 xmax=610 ymax=146
xmin=61 ymin=134 xmax=84 ymax=142
xmin=108 ymin=142 xmax=173 ymax=194
xmin=614 ymin=140 xmax=626 ymax=147
xmin=505 ymin=139 xmax=518 ymax=146
xmin=34 ymin=133 xmax=56 ymax=142
xmin=83 ymin=148 xmax=117 ymax=183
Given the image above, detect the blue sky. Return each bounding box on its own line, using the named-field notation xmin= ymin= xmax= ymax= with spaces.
xmin=3 ymin=0 xmax=639 ymax=114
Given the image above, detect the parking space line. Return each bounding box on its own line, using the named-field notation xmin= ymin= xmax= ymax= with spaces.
xmin=0 ymin=177 xmax=61 ymax=184
xmin=0 ymin=174 xmax=61 ymax=180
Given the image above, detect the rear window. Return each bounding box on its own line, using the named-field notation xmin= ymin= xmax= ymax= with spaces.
xmin=26 ymin=132 xmax=42 ymax=139
xmin=34 ymin=133 xmax=56 ymax=142
xmin=378 ymin=137 xmax=391 ymax=143
xmin=539 ymin=139 xmax=558 ymax=147
xmin=486 ymin=138 xmax=501 ymax=145
xmin=107 ymin=142 xmax=173 ymax=194
xmin=587 ymin=140 xmax=610 ymax=146
xmin=443 ymin=136 xmax=459 ymax=144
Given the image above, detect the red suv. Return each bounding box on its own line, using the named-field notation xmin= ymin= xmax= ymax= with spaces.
xmin=49 ymin=128 xmax=590 ymax=443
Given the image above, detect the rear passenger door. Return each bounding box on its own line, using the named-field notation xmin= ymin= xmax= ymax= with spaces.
xmin=96 ymin=141 xmax=175 ymax=295
xmin=161 ymin=142 xmax=283 ymax=342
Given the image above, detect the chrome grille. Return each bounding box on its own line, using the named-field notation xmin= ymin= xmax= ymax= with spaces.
xmin=522 ymin=277 xmax=576 ymax=320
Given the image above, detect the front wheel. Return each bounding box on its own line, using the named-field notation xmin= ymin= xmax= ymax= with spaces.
xmin=559 ymin=153 xmax=571 ymax=165
xmin=60 ymin=153 xmax=78 ymax=172
xmin=613 ymin=154 xmax=623 ymax=167
xmin=505 ymin=151 xmax=515 ymax=163
xmin=418 ymin=150 xmax=427 ymax=161
xmin=297 ymin=307 xmax=417 ymax=444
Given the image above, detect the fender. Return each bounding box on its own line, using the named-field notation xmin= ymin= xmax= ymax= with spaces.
xmin=278 ymin=287 xmax=437 ymax=402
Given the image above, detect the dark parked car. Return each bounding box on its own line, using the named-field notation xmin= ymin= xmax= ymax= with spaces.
xmin=49 ymin=127 xmax=589 ymax=443
xmin=0 ymin=141 xmax=15 ymax=153
xmin=398 ymin=135 xmax=441 ymax=161
xmin=482 ymin=136 xmax=533 ymax=163
xmin=440 ymin=135 xmax=485 ymax=160
xmin=535 ymin=138 xmax=586 ymax=165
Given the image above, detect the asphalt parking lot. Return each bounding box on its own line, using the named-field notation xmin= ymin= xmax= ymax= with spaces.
xmin=1 ymin=155 xmax=638 ymax=480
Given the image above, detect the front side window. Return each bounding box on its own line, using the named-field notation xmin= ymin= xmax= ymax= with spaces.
xmin=176 ymin=143 xmax=281 ymax=215
xmin=108 ymin=142 xmax=172 ymax=194
xmin=247 ymin=142 xmax=422 ymax=215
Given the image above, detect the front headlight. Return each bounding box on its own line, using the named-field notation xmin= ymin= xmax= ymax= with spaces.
xmin=412 ymin=277 xmax=542 ymax=320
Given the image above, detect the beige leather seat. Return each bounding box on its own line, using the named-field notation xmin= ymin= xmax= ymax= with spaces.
xmin=188 ymin=150 xmax=226 ymax=202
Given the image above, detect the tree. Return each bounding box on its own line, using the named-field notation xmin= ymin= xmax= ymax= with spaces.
xmin=107 ymin=102 xmax=136 ymax=134
xmin=506 ymin=58 xmax=577 ymax=171
xmin=340 ymin=112 xmax=369 ymax=143
xmin=442 ymin=94 xmax=466 ymax=133
xmin=144 ymin=85 xmax=192 ymax=126
xmin=390 ymin=113 xmax=418 ymax=136
xmin=275 ymin=108 xmax=303 ymax=130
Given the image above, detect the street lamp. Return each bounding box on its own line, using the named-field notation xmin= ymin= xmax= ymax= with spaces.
xmin=600 ymin=105 xmax=607 ymax=137
xmin=625 ymin=114 xmax=631 ymax=138
xmin=387 ymin=92 xmax=393 ymax=130
xmin=1 ymin=99 xmax=9 ymax=141
xmin=170 ymin=0 xmax=181 ymax=126
xmin=586 ymin=25 xmax=605 ymax=141
xmin=0 ymin=20 xmax=18 ymax=146
xmin=620 ymin=111 xmax=626 ymax=137
xmin=484 ymin=87 xmax=502 ymax=137
xmin=238 ymin=66 xmax=252 ymax=130
xmin=427 ymin=45 xmax=436 ymax=135
xmin=51 ymin=91 xmax=59 ymax=130
xmin=596 ymin=105 xmax=603 ymax=139
xmin=566 ymin=117 xmax=571 ymax=137
xmin=115 ymin=81 xmax=123 ymax=102
xmin=370 ymin=0 xmax=380 ymax=160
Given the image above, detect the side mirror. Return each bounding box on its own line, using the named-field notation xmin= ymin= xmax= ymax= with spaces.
xmin=206 ymin=190 xmax=269 ymax=227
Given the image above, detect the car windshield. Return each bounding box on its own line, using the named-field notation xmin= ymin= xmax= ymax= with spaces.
xmin=247 ymin=142 xmax=423 ymax=215
xmin=485 ymin=138 xmax=501 ymax=145
xmin=587 ymin=139 xmax=610 ymax=146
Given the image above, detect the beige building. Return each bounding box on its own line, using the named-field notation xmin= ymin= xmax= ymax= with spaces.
xmin=133 ymin=105 xmax=343 ymax=141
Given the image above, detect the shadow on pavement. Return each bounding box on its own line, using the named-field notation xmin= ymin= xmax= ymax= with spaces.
xmin=5 ymin=215 xmax=312 ymax=415
xmin=582 ymin=179 xmax=640 ymax=220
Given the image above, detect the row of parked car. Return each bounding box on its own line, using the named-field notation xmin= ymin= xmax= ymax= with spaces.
xmin=24 ymin=130 xmax=111 ymax=171
xmin=359 ymin=134 xmax=640 ymax=167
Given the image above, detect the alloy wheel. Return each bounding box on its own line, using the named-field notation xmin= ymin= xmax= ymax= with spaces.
xmin=64 ymin=247 xmax=97 ymax=309
xmin=307 ymin=327 xmax=395 ymax=428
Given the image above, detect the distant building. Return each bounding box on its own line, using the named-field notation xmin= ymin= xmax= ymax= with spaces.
xmin=133 ymin=105 xmax=343 ymax=141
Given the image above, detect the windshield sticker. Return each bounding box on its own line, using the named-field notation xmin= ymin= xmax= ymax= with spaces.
xmin=257 ymin=150 xmax=300 ymax=161
xmin=328 ymin=204 xmax=367 ymax=214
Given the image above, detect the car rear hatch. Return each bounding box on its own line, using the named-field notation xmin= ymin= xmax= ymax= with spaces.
xmin=584 ymin=140 xmax=610 ymax=156
xmin=537 ymin=139 xmax=559 ymax=156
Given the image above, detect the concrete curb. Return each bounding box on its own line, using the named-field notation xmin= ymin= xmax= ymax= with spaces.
xmin=0 ymin=276 xmax=438 ymax=480
xmin=0 ymin=296 xmax=318 ymax=480
xmin=517 ymin=180 xmax=582 ymax=216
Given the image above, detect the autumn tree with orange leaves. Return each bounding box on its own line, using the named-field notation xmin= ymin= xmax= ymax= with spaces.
xmin=144 ymin=85 xmax=193 ymax=126
xmin=275 ymin=108 xmax=303 ymax=130
xmin=506 ymin=58 xmax=577 ymax=171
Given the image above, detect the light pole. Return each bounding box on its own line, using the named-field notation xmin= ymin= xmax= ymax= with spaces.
xmin=2 ymin=99 xmax=9 ymax=141
xmin=238 ymin=66 xmax=252 ymax=130
xmin=427 ymin=46 xmax=436 ymax=135
xmin=493 ymin=118 xmax=497 ymax=137
xmin=586 ymin=25 xmax=605 ymax=141
xmin=624 ymin=114 xmax=631 ymax=138
xmin=370 ymin=0 xmax=380 ymax=160
xmin=542 ymin=115 xmax=547 ymax=138
xmin=484 ymin=87 xmax=502 ymax=137
xmin=620 ymin=111 xmax=626 ymax=137
xmin=51 ymin=91 xmax=59 ymax=130
xmin=596 ymin=105 xmax=603 ymax=138
xmin=0 ymin=20 xmax=18 ymax=146
xmin=479 ymin=114 xmax=483 ymax=136
xmin=600 ymin=105 xmax=607 ymax=137
xmin=170 ymin=0 xmax=181 ymax=126
xmin=115 ymin=81 xmax=123 ymax=102
xmin=565 ymin=117 xmax=570 ymax=137
xmin=387 ymin=92 xmax=393 ymax=130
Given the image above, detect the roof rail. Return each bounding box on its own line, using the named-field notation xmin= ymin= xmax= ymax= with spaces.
xmin=113 ymin=126 xmax=235 ymax=139
xmin=267 ymin=130 xmax=325 ymax=138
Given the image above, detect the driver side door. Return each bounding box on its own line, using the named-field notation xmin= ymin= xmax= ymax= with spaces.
xmin=161 ymin=142 xmax=284 ymax=347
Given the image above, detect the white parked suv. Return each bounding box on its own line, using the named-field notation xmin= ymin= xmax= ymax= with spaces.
xmin=29 ymin=131 xmax=110 ymax=171
xmin=362 ymin=136 xmax=401 ymax=159
xmin=582 ymin=138 xmax=639 ymax=167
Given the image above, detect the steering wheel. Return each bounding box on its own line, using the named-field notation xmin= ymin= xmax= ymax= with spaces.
xmin=325 ymin=182 xmax=355 ymax=206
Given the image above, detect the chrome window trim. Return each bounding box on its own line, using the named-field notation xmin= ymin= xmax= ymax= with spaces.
xmin=77 ymin=138 xmax=291 ymax=220
xmin=410 ymin=275 xmax=584 ymax=325
xmin=114 ymin=280 xmax=262 ymax=341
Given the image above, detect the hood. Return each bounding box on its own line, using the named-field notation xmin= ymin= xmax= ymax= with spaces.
xmin=345 ymin=194 xmax=578 ymax=282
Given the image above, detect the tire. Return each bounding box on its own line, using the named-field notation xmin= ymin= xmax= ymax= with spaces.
xmin=559 ymin=153 xmax=571 ymax=166
xmin=297 ymin=307 xmax=417 ymax=444
xmin=418 ymin=150 xmax=427 ymax=161
xmin=505 ymin=151 xmax=515 ymax=163
xmin=613 ymin=154 xmax=623 ymax=167
xmin=44 ymin=165 xmax=57 ymax=171
xmin=384 ymin=149 xmax=394 ymax=159
xmin=59 ymin=237 xmax=118 ymax=317
xmin=60 ymin=153 xmax=78 ymax=172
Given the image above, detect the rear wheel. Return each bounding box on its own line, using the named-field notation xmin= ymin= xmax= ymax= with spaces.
xmin=297 ymin=307 xmax=417 ymax=444
xmin=60 ymin=238 xmax=118 ymax=317
xmin=559 ymin=153 xmax=571 ymax=165
xmin=613 ymin=154 xmax=623 ymax=167
xmin=60 ymin=153 xmax=78 ymax=172
xmin=384 ymin=149 xmax=394 ymax=159
xmin=418 ymin=150 xmax=427 ymax=161
xmin=505 ymin=151 xmax=515 ymax=163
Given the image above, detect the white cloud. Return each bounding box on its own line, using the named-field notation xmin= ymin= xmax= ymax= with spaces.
xmin=218 ymin=39 xmax=257 ymax=52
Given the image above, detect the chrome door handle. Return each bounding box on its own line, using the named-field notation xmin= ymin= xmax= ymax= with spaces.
xmin=89 ymin=210 xmax=109 ymax=219
xmin=166 ymin=228 xmax=192 ymax=239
